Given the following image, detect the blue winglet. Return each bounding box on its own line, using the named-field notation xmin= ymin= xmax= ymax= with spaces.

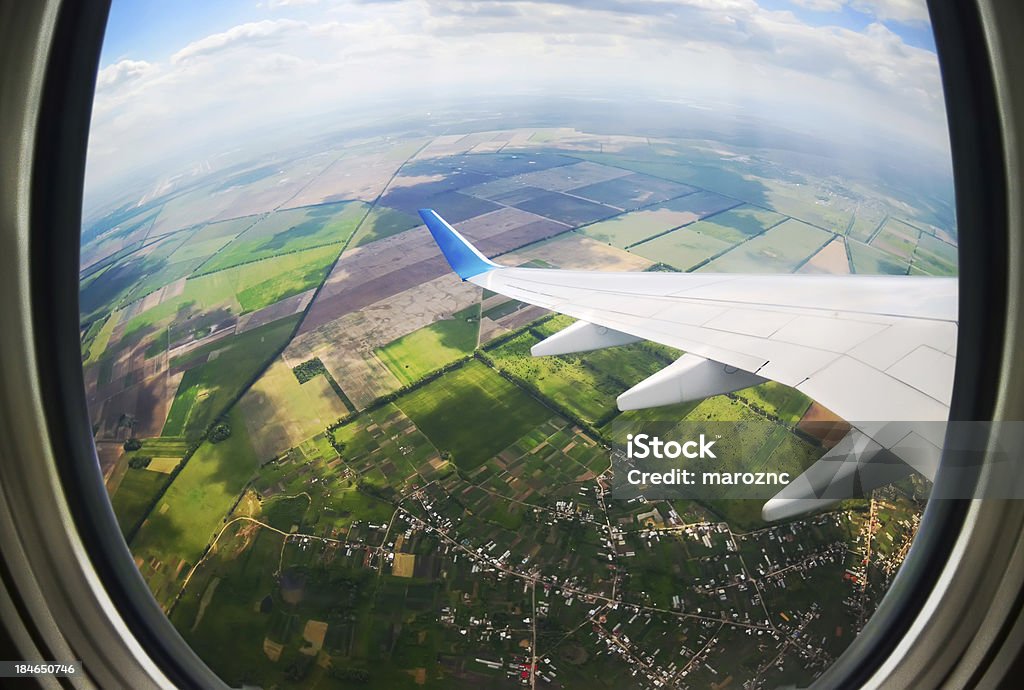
xmin=419 ymin=208 xmax=499 ymax=280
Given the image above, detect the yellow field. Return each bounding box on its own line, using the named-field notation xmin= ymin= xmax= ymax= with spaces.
xmin=392 ymin=553 xmax=416 ymax=578
xmin=148 ymin=457 xmax=181 ymax=474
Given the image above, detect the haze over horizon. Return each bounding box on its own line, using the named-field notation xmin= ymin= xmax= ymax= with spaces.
xmin=85 ymin=0 xmax=951 ymax=207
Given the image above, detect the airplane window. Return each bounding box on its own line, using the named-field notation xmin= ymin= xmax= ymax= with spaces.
xmin=79 ymin=1 xmax=956 ymax=687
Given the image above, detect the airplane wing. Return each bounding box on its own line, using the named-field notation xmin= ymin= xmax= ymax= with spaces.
xmin=419 ymin=209 xmax=958 ymax=520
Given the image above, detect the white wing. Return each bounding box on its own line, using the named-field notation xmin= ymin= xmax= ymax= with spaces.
xmin=420 ymin=209 xmax=958 ymax=520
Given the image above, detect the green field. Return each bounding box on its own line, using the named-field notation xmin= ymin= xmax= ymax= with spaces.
xmin=631 ymin=226 xmax=733 ymax=270
xmin=348 ymin=206 xmax=421 ymax=247
xmin=578 ymin=205 xmax=696 ymax=248
xmin=235 ymin=244 xmax=340 ymax=313
xmin=132 ymin=406 xmax=260 ymax=605
xmin=701 ymin=218 xmax=832 ymax=273
xmin=486 ymin=322 xmax=674 ymax=425
xmin=572 ymin=150 xmax=776 ymax=203
xmin=79 ymin=231 xmax=191 ymax=322
xmin=375 ymin=306 xmax=479 ymax=385
xmin=846 ymin=207 xmax=888 ymax=242
xmin=395 ymin=360 xmax=550 ymax=472
xmin=848 ymin=239 xmax=910 ymax=275
xmin=198 ymin=201 xmax=366 ymax=274
xmin=111 ymin=249 xmax=333 ymax=359
xmin=761 ymin=178 xmax=854 ymax=234
xmin=486 ymin=331 xmax=622 ymax=423
xmin=163 ymin=315 xmax=300 ymax=439
xmin=110 ymin=469 xmax=169 ymax=537
xmin=681 ymin=204 xmax=785 ymax=244
xmin=912 ymin=233 xmax=958 ymax=275
xmin=166 ymin=216 xmax=255 ymax=264
xmin=170 ymin=527 xmax=288 ymax=686
xmin=734 ymin=381 xmax=813 ymax=424
xmin=870 ymin=219 xmax=919 ymax=261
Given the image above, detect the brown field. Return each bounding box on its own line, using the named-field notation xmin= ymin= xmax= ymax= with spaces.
xmin=298 ymin=204 xmax=559 ymax=334
xmin=458 ymin=207 xmax=569 ymax=256
xmin=288 ymin=273 xmax=480 ymax=408
xmin=236 ymin=288 xmax=314 ymax=333
xmin=501 ymin=232 xmax=654 ymax=271
xmin=494 ymin=305 xmax=550 ymax=332
xmin=298 ymin=226 xmax=448 ymax=333
xmin=149 ymin=154 xmax=343 ymax=235
xmin=94 ymin=369 xmax=183 ymax=441
xmin=798 ymin=402 xmax=851 ymax=450
xmin=95 ymin=441 xmax=124 ymax=482
xmin=799 ymin=237 xmax=850 ymax=274
xmin=239 ymin=358 xmax=350 ymax=460
xmin=465 ymin=160 xmax=629 ymax=199
xmin=282 ymin=140 xmax=429 ymax=208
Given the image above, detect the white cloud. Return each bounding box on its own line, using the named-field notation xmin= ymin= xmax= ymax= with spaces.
xmin=851 ymin=0 xmax=930 ymax=23
xmin=85 ymin=0 xmax=949 ymax=190
xmin=95 ymin=59 xmax=156 ymax=91
xmin=170 ymin=19 xmax=305 ymax=64
xmin=791 ymin=0 xmax=844 ymax=10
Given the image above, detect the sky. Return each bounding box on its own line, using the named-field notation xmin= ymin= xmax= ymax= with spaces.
xmin=86 ymin=0 xmax=951 ymax=200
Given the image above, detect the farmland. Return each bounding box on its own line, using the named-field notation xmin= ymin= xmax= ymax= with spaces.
xmin=162 ymin=315 xmax=300 ymax=439
xmin=395 ymin=360 xmax=551 ymax=471
xmin=375 ymin=305 xmax=480 ymax=385
xmin=197 ymin=201 xmax=365 ymax=274
xmin=79 ymin=122 xmax=944 ymax=689
xmin=132 ymin=407 xmax=260 ymax=607
xmin=701 ymin=218 xmax=833 ymax=273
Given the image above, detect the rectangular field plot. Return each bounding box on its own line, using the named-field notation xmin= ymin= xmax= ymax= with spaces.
xmin=197 ymin=201 xmax=365 ymax=274
xmin=799 ymin=236 xmax=851 ymax=274
xmin=511 ymin=190 xmax=618 ymax=226
xmin=464 ymin=160 xmax=630 ymax=200
xmin=454 ymin=206 xmax=568 ymax=256
xmin=131 ymin=407 xmax=260 ymax=607
xmin=630 ymin=226 xmax=734 ymax=270
xmin=700 ymin=218 xmax=833 ymax=273
xmin=330 ymin=403 xmax=445 ymax=485
xmin=79 ymin=231 xmax=193 ymax=322
xmin=846 ymin=206 xmax=888 ymax=243
xmin=734 ymin=381 xmax=813 ymax=424
xmin=347 ymin=205 xmax=421 ymax=248
xmin=234 ymin=244 xmax=340 ymax=313
xmin=912 ymin=233 xmax=958 ymax=276
xmin=682 ymin=204 xmax=786 ymax=244
xmin=848 ymin=239 xmax=911 ymax=275
xmin=870 ymin=218 xmax=920 ymax=261
xmin=568 ymin=172 xmax=696 ymax=210
xmin=380 ymin=170 xmax=501 ymax=222
xmin=165 ymin=216 xmax=256 ymax=264
xmin=486 ymin=323 xmax=674 ymax=425
xmin=659 ymin=189 xmax=741 ymax=217
xmin=110 ymin=468 xmax=168 ymax=536
xmin=374 ymin=305 xmax=480 ymax=385
xmin=578 ymin=205 xmax=699 ymax=249
xmin=395 ymin=360 xmax=551 ymax=472
xmin=762 ymin=179 xmax=854 ymax=234
xmin=239 ymin=357 xmax=351 ymax=460
xmin=163 ymin=315 xmax=300 ymax=440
